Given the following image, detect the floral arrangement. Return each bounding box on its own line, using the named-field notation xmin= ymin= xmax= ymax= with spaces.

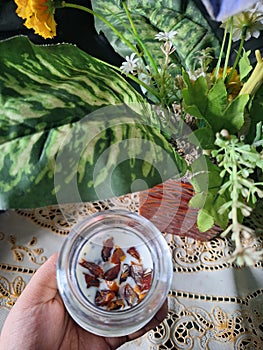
xmin=1 ymin=0 xmax=263 ymax=265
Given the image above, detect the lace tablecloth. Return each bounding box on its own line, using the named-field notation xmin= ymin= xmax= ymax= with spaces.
xmin=0 ymin=194 xmax=262 ymax=349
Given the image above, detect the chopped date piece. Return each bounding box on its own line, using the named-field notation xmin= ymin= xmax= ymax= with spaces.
xmin=107 ymin=299 xmax=125 ymax=311
xmin=123 ymin=283 xmax=139 ymax=307
xmin=130 ymin=263 xmax=144 ymax=285
xmin=138 ymin=292 xmax=147 ymax=301
xmin=104 ymin=264 xmax=121 ymax=281
xmin=79 ymin=236 xmax=152 ymax=311
xmin=119 ymin=264 xmax=130 ymax=284
xmin=83 ymin=273 xmax=100 ymax=288
xmin=127 ymin=246 xmax=141 ymax=261
xmin=101 ymin=237 xmax=114 ymax=262
xmin=79 ymin=259 xmax=104 ymax=278
xmin=95 ymin=290 xmax=116 ymax=307
xmin=111 ymin=246 xmax=126 ymax=264
xmin=133 ymin=285 xmax=148 ymax=301
xmin=140 ymin=269 xmax=152 ymax=292
xmin=133 ymin=284 xmax=141 ymax=296
xmin=130 ymin=264 xmax=152 ymax=291
xmin=106 ymin=280 xmax=119 ymax=293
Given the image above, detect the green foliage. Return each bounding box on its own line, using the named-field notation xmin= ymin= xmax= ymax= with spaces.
xmin=189 ymin=125 xmax=263 ymax=236
xmin=92 ymin=0 xmax=220 ymax=74
xmin=210 ymin=132 xmax=263 ymax=263
xmin=182 ymin=71 xmax=250 ymax=134
xmin=0 ymin=36 xmax=187 ymax=209
xmin=188 ymin=127 xmax=215 ymax=149
xmin=246 ymin=85 xmax=263 ymax=143
xmin=1 ymin=0 xmax=262 ymax=264
xmin=189 ymin=155 xmax=229 ymax=230
xmin=239 ymin=50 xmax=253 ymax=81
xmin=197 ymin=209 xmax=215 ymax=232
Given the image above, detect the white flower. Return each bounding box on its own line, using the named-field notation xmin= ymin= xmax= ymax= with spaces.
xmin=120 ymin=53 xmax=140 ymax=75
xmin=154 ymin=31 xmax=177 ymax=41
xmin=187 ymin=69 xmax=206 ymax=81
xmin=221 ymin=1 xmax=263 ymax=41
xmin=138 ymin=70 xmax=152 ymax=94
xmin=228 ymin=246 xmax=263 ymax=266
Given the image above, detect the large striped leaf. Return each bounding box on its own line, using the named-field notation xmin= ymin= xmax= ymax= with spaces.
xmin=92 ymin=0 xmax=221 ymax=74
xmin=0 ymin=36 xmax=187 ymax=209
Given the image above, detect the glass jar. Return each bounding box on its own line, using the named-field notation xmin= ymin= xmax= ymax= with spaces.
xmin=57 ymin=209 xmax=173 ymax=337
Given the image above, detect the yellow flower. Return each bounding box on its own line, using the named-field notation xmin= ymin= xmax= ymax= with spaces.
xmin=212 ymin=67 xmax=242 ymax=101
xmin=14 ymin=0 xmax=57 ymax=39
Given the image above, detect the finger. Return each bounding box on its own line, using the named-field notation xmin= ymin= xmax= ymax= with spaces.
xmin=19 ymin=252 xmax=59 ymax=305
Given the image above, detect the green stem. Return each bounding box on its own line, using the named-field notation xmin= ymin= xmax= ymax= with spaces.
xmin=62 ymin=2 xmax=140 ymax=56
xmin=100 ymin=60 xmax=161 ymax=101
xmin=214 ymin=20 xmax=229 ymax=80
xmin=229 ymin=148 xmax=242 ymax=248
xmin=121 ymin=0 xmax=138 ymax=38
xmin=225 ymin=26 xmax=246 ymax=84
xmin=223 ymin=17 xmax=233 ymax=80
xmin=121 ymin=0 xmax=159 ymax=76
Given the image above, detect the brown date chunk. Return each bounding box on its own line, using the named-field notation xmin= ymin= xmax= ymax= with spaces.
xmin=111 ymin=246 xmax=126 ymax=264
xmin=95 ymin=290 xmax=116 ymax=307
xmin=127 ymin=246 xmax=141 ymax=261
xmin=130 ymin=263 xmax=144 ymax=285
xmin=140 ymin=269 xmax=152 ymax=292
xmin=83 ymin=273 xmax=100 ymax=288
xmin=79 ymin=259 xmax=104 ymax=278
xmin=119 ymin=263 xmax=130 ymax=284
xmin=101 ymin=237 xmax=114 ymax=262
xmin=107 ymin=299 xmax=125 ymax=311
xmin=104 ymin=264 xmax=121 ymax=281
xmin=123 ymin=283 xmax=139 ymax=307
xmin=106 ymin=280 xmax=119 ymax=293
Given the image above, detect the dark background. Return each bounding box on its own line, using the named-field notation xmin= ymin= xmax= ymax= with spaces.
xmin=1 ymin=0 xmax=262 ymax=66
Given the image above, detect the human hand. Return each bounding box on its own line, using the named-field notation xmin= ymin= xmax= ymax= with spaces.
xmin=0 ymin=253 xmax=168 ymax=350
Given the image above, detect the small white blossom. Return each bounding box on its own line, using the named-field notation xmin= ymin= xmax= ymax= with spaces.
xmin=135 ymin=64 xmax=152 ymax=94
xmin=221 ymin=2 xmax=263 ymax=41
xmin=257 ymin=189 xmax=263 ymax=198
xmin=120 ymin=53 xmax=140 ymax=75
xmin=155 ymin=31 xmax=177 ymax=41
xmin=187 ymin=69 xmax=206 ymax=81
xmin=160 ymin=41 xmax=176 ymax=57
xmin=228 ymin=246 xmax=263 ymax=266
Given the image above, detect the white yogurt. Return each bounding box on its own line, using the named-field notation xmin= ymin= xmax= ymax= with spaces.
xmin=76 ymin=228 xmax=153 ymax=310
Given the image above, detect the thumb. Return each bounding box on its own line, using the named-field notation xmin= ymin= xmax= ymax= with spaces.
xmin=19 ymin=252 xmax=59 ymax=305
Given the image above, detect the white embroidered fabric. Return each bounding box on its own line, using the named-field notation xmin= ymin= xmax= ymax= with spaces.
xmin=0 ymin=193 xmax=262 ymax=349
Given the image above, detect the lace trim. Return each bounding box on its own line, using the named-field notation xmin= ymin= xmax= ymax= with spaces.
xmin=0 ymin=233 xmax=46 ymax=308
xmin=16 ymin=196 xmax=262 ymax=270
xmin=169 ymin=289 xmax=263 ymax=306
xmin=149 ymin=289 xmax=263 ymax=349
xmin=168 ymin=235 xmax=263 ymax=271
xmin=16 ymin=193 xmax=139 ymax=235
xmin=0 ymin=276 xmax=26 ymax=308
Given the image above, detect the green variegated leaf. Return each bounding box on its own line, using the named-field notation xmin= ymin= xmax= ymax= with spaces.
xmin=92 ymin=0 xmax=220 ymax=74
xmin=0 ymin=36 xmax=187 ymax=209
